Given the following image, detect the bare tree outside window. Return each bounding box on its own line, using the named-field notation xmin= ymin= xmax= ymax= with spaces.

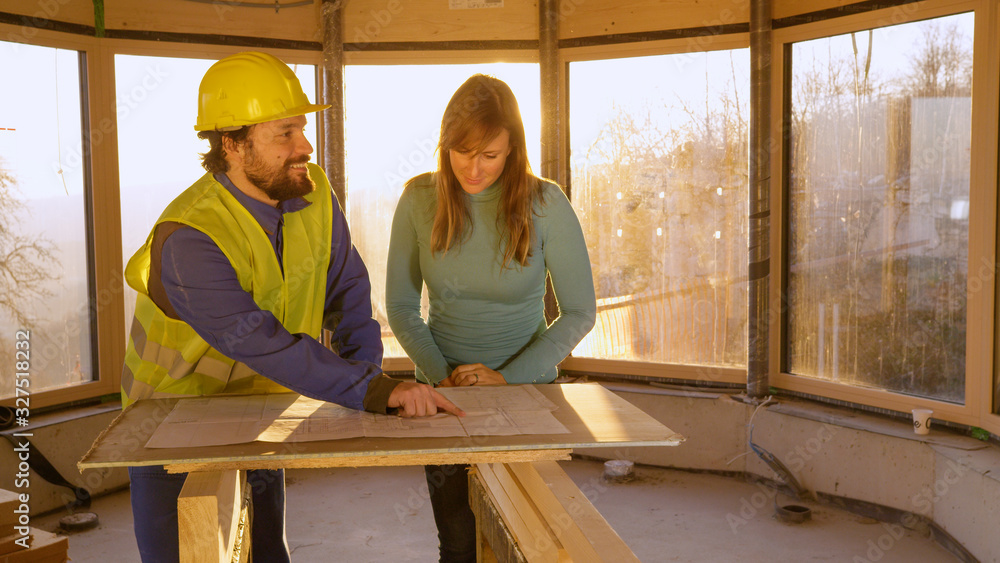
xmin=0 ymin=161 xmax=60 ymax=397
xmin=570 ymin=50 xmax=750 ymax=367
xmin=0 ymin=161 xmax=57 ymax=324
xmin=0 ymin=42 xmax=92 ymax=397
xmin=787 ymin=13 xmax=973 ymax=403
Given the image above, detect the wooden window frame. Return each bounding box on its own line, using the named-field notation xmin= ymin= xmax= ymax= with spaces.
xmin=5 ymin=1 xmax=998 ymax=436
xmin=558 ymin=33 xmax=750 ymax=386
xmin=769 ymin=0 xmax=1000 ymax=433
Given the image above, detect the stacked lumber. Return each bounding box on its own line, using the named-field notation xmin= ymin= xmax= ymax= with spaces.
xmin=177 ymin=470 xmax=250 ymax=563
xmin=471 ymin=462 xmax=640 ymax=563
xmin=0 ymin=489 xmax=68 ymax=563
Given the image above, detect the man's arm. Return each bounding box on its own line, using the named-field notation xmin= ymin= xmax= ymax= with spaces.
xmin=320 ymin=194 xmax=462 ymax=416
xmin=322 ymin=191 xmax=386 ymax=389
xmin=322 ymin=198 xmax=382 ymax=366
xmin=157 ymin=225 xmax=463 ymax=418
xmin=158 ymin=225 xmax=381 ymax=411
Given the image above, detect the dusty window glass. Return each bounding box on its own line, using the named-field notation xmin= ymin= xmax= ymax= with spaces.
xmin=0 ymin=42 xmax=92 ymax=396
xmin=569 ymin=50 xmax=750 ymax=368
xmin=116 ymin=55 xmax=317 ymax=326
xmin=344 ymin=64 xmax=541 ymax=358
xmin=787 ymin=13 xmax=973 ymax=403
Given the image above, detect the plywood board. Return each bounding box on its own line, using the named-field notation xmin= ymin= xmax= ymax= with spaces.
xmin=104 ymin=0 xmax=321 ymax=43
xmin=774 ymin=0 xmax=866 ymax=21
xmin=560 ymin=0 xmax=751 ymax=39
xmin=78 ymin=383 xmax=683 ymax=472
xmin=2 ymin=1 xmax=96 ymax=27
xmin=343 ymin=0 xmax=536 ymax=44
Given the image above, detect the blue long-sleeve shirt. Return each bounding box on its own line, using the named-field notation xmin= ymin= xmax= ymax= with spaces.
xmin=151 ymin=173 xmax=398 ymax=412
xmin=386 ymin=173 xmax=597 ymax=384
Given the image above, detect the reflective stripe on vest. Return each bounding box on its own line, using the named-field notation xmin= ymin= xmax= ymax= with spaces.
xmin=120 ymin=164 xmax=334 ymax=406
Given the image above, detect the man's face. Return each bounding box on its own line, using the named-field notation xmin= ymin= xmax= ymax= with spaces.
xmin=240 ymin=115 xmax=315 ymax=202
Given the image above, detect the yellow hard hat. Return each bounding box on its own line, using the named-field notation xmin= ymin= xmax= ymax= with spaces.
xmin=194 ymin=51 xmax=330 ymax=131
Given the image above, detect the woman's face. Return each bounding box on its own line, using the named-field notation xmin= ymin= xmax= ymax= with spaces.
xmin=448 ymin=129 xmax=512 ymax=194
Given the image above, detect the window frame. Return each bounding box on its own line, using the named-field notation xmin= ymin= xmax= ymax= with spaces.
xmin=769 ymin=0 xmax=1000 ymax=433
xmin=0 ymin=29 xmax=328 ymax=409
xmin=342 ymin=49 xmax=541 ymax=374
xmin=0 ymin=27 xmax=119 ymax=409
xmin=4 ymin=1 xmax=998 ymax=435
xmin=558 ymin=33 xmax=751 ymax=386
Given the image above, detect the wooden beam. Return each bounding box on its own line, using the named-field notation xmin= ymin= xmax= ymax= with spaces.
xmin=177 ymin=470 xmax=247 ymax=563
xmin=0 ymin=528 xmax=67 ymax=563
xmin=165 ymin=449 xmax=572 ymax=474
xmin=469 ymin=466 xmax=527 ymax=563
xmin=0 ymin=489 xmax=19 ymax=539
xmin=509 ymin=462 xmax=640 ymax=562
xmin=495 ymin=463 xmax=572 ymax=562
xmin=476 ymin=463 xmax=566 ymax=562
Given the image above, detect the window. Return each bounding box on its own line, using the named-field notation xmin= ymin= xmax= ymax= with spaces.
xmin=568 ymin=50 xmax=750 ymax=368
xmin=116 ymin=54 xmax=318 ymax=325
xmin=344 ymin=63 xmax=541 ymax=359
xmin=786 ymin=13 xmax=974 ymax=404
xmin=0 ymin=42 xmax=93 ymax=397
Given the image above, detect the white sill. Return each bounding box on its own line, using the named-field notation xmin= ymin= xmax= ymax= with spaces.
xmin=596 ymin=379 xmax=1000 ymax=485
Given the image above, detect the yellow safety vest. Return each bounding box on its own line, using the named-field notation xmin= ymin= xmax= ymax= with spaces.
xmin=120 ymin=164 xmax=333 ymax=406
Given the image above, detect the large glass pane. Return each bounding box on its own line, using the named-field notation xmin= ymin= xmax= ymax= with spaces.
xmin=0 ymin=42 xmax=92 ymax=396
xmin=569 ymin=51 xmax=750 ymax=368
xmin=788 ymin=14 xmax=973 ymax=403
xmin=344 ymin=64 xmax=541 ymax=357
xmin=116 ymin=54 xmax=318 ymax=324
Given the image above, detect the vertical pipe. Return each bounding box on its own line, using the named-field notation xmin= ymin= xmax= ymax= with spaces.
xmin=817 ymin=303 xmax=825 ymax=377
xmin=747 ymin=0 xmax=772 ymax=398
xmin=539 ymin=0 xmax=561 ymax=323
xmin=832 ymin=303 xmax=840 ymax=382
xmin=320 ymin=0 xmax=346 ymax=206
xmin=539 ymin=0 xmax=560 ymax=184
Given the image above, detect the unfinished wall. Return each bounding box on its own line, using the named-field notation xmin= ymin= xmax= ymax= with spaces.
xmin=0 ymin=404 xmax=128 ymax=518
xmin=590 ymin=386 xmax=1000 ymax=562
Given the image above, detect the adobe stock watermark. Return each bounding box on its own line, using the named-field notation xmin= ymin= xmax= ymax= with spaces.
xmin=1 ymin=0 xmax=73 ymax=53
xmin=382 ymin=132 xmax=438 ymax=189
xmin=348 ymin=0 xmax=403 ymax=49
xmin=727 ymin=422 xmax=838 ymax=533
xmin=550 ymin=0 xmax=587 ymax=22
xmin=852 ymin=458 xmax=969 ymax=562
xmin=53 ymin=64 xmax=169 ymax=178
xmin=211 ymin=0 xmax=324 ymax=21
xmin=28 ymin=271 xmax=126 ymax=377
xmin=674 ymin=0 xmax=750 ymax=72
xmin=389 ymin=415 xmax=525 ymax=523
xmin=68 ymin=405 xmax=311 ymax=512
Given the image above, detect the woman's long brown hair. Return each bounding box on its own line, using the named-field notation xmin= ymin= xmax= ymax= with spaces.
xmin=430 ymin=74 xmax=543 ymax=270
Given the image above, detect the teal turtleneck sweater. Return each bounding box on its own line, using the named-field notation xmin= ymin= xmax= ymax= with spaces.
xmin=385 ymin=172 xmax=597 ymax=385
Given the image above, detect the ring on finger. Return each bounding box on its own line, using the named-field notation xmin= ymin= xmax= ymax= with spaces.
xmin=473 ymin=373 xmax=479 ymax=385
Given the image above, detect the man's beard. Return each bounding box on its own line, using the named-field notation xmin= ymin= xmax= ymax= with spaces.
xmin=244 ymin=150 xmax=316 ymax=202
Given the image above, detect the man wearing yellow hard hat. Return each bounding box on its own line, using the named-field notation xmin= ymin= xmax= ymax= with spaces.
xmin=121 ymin=51 xmax=464 ymax=562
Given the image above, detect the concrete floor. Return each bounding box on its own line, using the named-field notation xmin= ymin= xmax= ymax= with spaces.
xmin=33 ymin=458 xmax=960 ymax=562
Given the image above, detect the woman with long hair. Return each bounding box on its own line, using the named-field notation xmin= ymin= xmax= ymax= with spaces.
xmin=386 ymin=74 xmax=597 ymax=562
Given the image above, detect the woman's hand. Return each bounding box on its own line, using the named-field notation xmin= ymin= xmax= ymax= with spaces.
xmin=445 ymin=363 xmax=506 ymax=387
